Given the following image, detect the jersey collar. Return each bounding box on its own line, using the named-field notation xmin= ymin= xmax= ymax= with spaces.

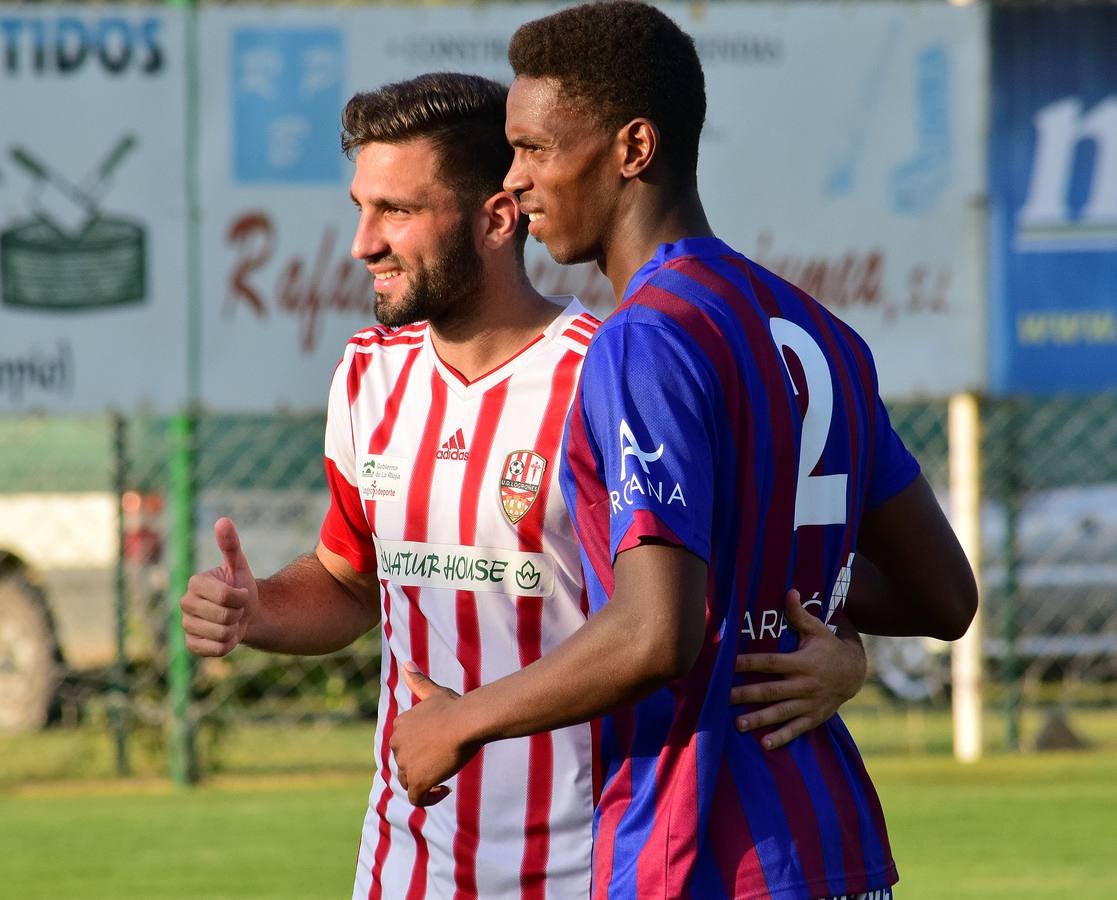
xmin=426 ymin=296 xmax=583 ymax=397
xmin=622 ymin=236 xmax=738 ymax=303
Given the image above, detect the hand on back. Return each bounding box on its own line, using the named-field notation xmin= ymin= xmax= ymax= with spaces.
xmin=731 ymin=589 xmax=867 ymax=750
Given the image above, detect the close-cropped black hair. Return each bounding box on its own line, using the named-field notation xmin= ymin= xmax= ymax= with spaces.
xmin=342 ymin=72 xmax=513 ymax=209
xmin=508 ymin=1 xmax=706 ymax=188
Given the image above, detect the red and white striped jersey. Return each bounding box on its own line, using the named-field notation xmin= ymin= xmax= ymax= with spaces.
xmin=319 ymin=298 xmax=601 ymax=900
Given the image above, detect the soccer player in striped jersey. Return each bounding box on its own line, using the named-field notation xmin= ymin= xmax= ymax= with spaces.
xmin=389 ymin=4 xmax=978 ymax=900
xmin=181 ymin=71 xmax=869 ymax=899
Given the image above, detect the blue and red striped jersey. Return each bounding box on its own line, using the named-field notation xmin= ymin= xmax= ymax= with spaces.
xmin=559 ymin=237 xmax=919 ymax=899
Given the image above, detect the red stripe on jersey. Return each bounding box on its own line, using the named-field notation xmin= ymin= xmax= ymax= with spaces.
xmin=368 ymin=347 xmax=422 ymax=453
xmin=590 ymin=715 xmax=604 ymax=808
xmin=591 ymin=707 xmax=635 ymax=899
xmin=362 ymin=348 xmax=423 ymax=898
xmin=321 ymin=346 xmax=378 ymax=572
xmin=635 ymin=568 xmax=722 ymax=898
xmin=349 ymin=323 xmax=428 ymax=347
xmin=614 ymin=508 xmax=685 ymax=556
xmin=808 ymin=727 xmax=870 ymax=887
xmin=405 ymin=772 xmax=431 ymax=900
xmin=368 ymin=581 xmax=399 ymax=900
xmin=402 ymin=371 xmax=449 ymax=900
xmin=564 ymin=398 xmax=615 ymax=597
xmin=581 ymin=584 xmax=604 ymax=812
xmin=760 ymin=745 xmax=830 ymax=889
xmin=722 ymin=255 xmax=783 ymax=320
xmin=571 ymin=312 xmax=602 ymax=334
xmin=708 ymin=760 xmax=769 ymax=898
xmin=515 ymin=348 xmax=582 ymax=899
xmin=560 ymin=328 xmax=592 ymax=347
xmin=561 ymin=313 xmax=600 ymax=345
xmin=346 ymin=347 xmax=377 ymax=409
xmin=452 ymin=380 xmax=510 ymax=900
xmin=321 ymin=456 xmax=379 ymax=572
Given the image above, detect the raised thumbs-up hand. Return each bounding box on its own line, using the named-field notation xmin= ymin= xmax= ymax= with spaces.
xmin=179 ymin=517 xmax=257 ymax=657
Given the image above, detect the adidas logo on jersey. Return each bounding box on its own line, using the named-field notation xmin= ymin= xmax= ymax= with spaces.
xmin=437 ymin=428 xmax=470 ymax=461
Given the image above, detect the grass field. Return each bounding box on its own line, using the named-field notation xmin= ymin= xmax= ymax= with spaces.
xmin=3 ymin=741 xmax=1116 ymax=897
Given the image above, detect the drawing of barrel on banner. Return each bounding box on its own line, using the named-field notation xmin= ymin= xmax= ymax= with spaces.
xmin=1 ymin=135 xmax=146 ymax=311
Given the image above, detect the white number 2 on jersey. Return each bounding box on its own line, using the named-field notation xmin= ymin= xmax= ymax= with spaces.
xmin=769 ymin=318 xmax=848 ymax=529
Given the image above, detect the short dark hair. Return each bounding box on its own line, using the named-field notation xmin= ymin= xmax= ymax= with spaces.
xmin=341 ymin=72 xmax=512 ymax=209
xmin=508 ymin=1 xmax=706 ymax=187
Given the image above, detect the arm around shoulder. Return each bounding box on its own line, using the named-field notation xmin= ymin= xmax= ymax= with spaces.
xmin=845 ymin=474 xmax=978 ymax=641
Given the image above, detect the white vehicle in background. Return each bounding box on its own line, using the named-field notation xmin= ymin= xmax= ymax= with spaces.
xmin=867 ymin=483 xmax=1117 ymax=701
xmin=0 ymin=486 xmax=328 ymax=732
xmin=0 ymin=492 xmax=118 ymax=731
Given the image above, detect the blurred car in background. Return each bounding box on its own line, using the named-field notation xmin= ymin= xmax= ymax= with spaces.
xmin=867 ymin=483 xmax=1117 ymax=701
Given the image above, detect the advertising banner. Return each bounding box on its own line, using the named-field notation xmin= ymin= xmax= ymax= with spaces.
xmin=0 ymin=7 xmax=188 ymax=413
xmin=198 ymin=2 xmax=987 ymax=409
xmin=0 ymin=3 xmax=986 ymax=413
xmin=697 ymin=2 xmax=987 ymax=399
xmin=989 ymin=7 xmax=1117 ymax=394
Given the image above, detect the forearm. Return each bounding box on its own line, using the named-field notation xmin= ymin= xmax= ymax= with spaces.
xmin=850 ymin=476 xmax=978 ymax=640
xmin=456 ymin=543 xmax=705 ymax=745
xmin=843 ymin=554 xmax=960 ymax=638
xmin=457 ymin=595 xmax=672 ymax=744
xmin=246 ymin=554 xmax=379 ymax=654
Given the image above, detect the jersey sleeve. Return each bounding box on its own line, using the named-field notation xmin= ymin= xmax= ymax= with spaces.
xmin=576 ymin=317 xmax=719 ymax=563
xmin=865 ymin=393 xmax=921 ymax=509
xmin=320 ymin=350 xmax=379 ymax=573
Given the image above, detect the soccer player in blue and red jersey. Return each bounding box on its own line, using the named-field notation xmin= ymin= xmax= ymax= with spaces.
xmin=390 ymin=3 xmax=978 ymax=898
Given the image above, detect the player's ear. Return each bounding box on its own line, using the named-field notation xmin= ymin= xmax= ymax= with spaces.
xmin=617 ymin=118 xmax=658 ymax=180
xmin=479 ymin=190 xmax=520 ymax=249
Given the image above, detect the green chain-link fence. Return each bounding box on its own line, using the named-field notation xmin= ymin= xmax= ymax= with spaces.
xmin=2 ymin=394 xmax=1116 ymax=780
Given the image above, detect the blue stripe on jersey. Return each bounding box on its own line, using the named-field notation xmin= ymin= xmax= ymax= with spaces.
xmin=606 ymin=688 xmax=677 ymax=895
xmin=825 ymin=719 xmax=892 ymax=877
xmin=790 ymin=734 xmax=851 ymax=897
xmin=728 ymin=735 xmax=806 ymax=885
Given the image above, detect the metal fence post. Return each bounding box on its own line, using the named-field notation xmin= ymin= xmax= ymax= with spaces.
xmin=1001 ymin=400 xmax=1022 ymax=751
xmin=111 ymin=412 xmax=131 ymax=776
xmin=168 ymin=412 xmax=198 ymax=785
xmin=167 ymin=0 xmax=201 ymax=786
xmin=950 ymin=392 xmax=984 ymax=762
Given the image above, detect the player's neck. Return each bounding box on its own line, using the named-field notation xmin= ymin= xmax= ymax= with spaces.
xmin=600 ymin=187 xmax=713 ymax=304
xmin=428 ymin=274 xmax=563 ymax=382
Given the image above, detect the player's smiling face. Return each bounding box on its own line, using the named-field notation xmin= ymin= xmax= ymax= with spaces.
xmin=350 ymin=138 xmax=483 ymax=328
xmin=504 ymin=76 xmax=620 ymax=267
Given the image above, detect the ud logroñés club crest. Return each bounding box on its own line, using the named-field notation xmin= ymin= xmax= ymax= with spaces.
xmin=499 ymin=450 xmax=548 ymax=524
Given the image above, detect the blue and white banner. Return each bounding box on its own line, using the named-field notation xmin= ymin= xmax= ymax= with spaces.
xmin=0 ymin=3 xmax=989 ymax=413
xmin=990 ymin=7 xmax=1117 ymax=393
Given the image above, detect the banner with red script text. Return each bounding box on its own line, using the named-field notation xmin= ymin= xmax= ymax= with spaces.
xmin=198 ymin=2 xmax=986 ymax=408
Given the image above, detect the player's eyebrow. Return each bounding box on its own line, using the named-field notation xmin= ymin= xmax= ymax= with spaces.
xmin=349 ymin=190 xmax=426 ymax=211
xmin=508 ymin=134 xmax=550 ymax=149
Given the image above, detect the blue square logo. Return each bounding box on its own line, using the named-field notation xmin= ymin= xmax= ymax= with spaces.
xmin=232 ymin=28 xmax=344 ymax=183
